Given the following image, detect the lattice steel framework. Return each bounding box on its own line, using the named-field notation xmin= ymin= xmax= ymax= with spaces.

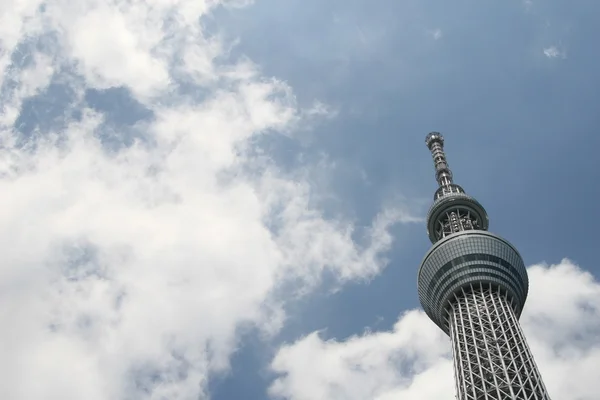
xmin=449 ymin=283 xmax=549 ymax=400
xmin=418 ymin=132 xmax=551 ymax=400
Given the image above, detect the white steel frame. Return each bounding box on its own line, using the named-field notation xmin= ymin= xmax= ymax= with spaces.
xmin=448 ymin=283 xmax=550 ymax=400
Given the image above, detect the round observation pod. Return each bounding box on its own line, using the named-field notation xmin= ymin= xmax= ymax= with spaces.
xmin=417 ymin=230 xmax=529 ymax=335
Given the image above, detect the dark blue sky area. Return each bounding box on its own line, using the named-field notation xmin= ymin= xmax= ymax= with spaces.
xmin=207 ymin=1 xmax=600 ymax=398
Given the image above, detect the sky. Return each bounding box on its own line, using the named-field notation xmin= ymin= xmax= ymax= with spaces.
xmin=0 ymin=0 xmax=599 ymax=399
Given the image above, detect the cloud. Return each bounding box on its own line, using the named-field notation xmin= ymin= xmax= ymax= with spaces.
xmin=269 ymin=259 xmax=600 ymax=400
xmin=0 ymin=1 xmax=412 ymax=399
xmin=428 ymin=29 xmax=443 ymax=41
xmin=543 ymin=46 xmax=566 ymax=59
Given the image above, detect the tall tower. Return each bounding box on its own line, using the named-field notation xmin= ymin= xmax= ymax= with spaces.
xmin=418 ymin=132 xmax=551 ymax=400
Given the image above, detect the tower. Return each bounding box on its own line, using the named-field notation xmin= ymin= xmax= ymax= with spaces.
xmin=417 ymin=132 xmax=551 ymax=400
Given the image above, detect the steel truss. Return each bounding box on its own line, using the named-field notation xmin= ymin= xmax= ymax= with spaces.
xmin=448 ymin=283 xmax=550 ymax=400
xmin=435 ymin=207 xmax=480 ymax=239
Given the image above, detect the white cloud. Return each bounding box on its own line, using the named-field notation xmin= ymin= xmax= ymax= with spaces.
xmin=0 ymin=1 xmax=412 ymax=399
xmin=428 ymin=28 xmax=443 ymax=41
xmin=269 ymin=259 xmax=600 ymax=400
xmin=543 ymin=46 xmax=566 ymax=59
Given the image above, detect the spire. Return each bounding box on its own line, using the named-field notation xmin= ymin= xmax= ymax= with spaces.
xmin=425 ymin=132 xmax=465 ymax=200
xmin=425 ymin=132 xmax=453 ymax=188
xmin=424 ymin=132 xmax=489 ymax=242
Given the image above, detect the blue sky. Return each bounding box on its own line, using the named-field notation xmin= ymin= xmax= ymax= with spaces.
xmin=205 ymin=1 xmax=600 ymax=398
xmin=0 ymin=0 xmax=599 ymax=399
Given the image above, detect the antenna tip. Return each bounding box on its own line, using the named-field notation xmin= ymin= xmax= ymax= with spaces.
xmin=425 ymin=132 xmax=444 ymax=148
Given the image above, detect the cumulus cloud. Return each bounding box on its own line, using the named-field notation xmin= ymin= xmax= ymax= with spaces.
xmin=0 ymin=1 xmax=412 ymax=399
xmin=270 ymin=259 xmax=600 ymax=400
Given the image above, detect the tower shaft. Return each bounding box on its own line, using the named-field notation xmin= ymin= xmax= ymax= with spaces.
xmin=449 ymin=283 xmax=550 ymax=400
